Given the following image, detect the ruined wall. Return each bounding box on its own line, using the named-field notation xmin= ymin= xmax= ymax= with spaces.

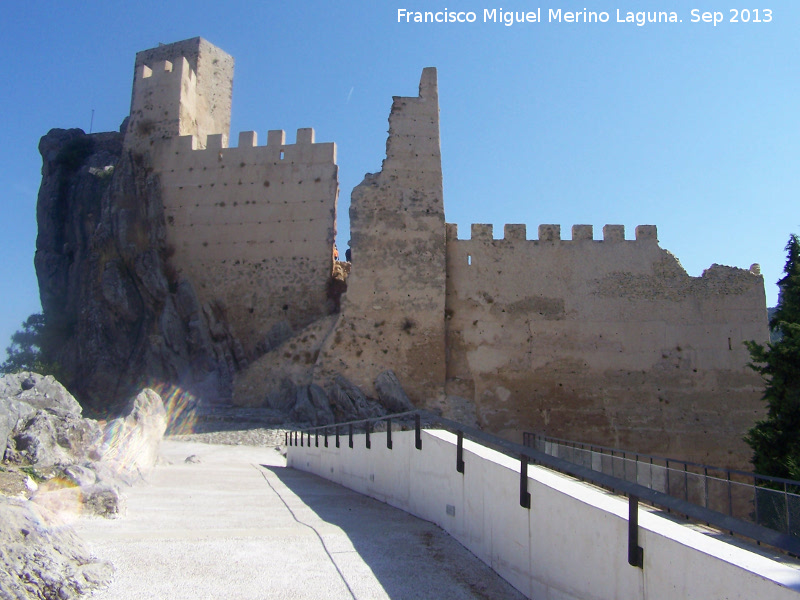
xmin=314 ymin=68 xmax=447 ymax=404
xmin=445 ymin=223 xmax=767 ymax=468
xmin=156 ymin=129 xmax=338 ymax=355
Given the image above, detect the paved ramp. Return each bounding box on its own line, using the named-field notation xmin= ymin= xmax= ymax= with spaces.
xmin=76 ymin=440 xmax=525 ymax=600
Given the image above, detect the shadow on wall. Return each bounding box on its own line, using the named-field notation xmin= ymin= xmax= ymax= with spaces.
xmin=260 ymin=465 xmax=526 ymax=600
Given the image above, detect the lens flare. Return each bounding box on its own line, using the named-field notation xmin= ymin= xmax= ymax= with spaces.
xmin=156 ymin=384 xmax=201 ymax=436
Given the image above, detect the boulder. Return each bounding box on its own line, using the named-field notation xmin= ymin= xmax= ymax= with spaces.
xmin=0 ymin=496 xmax=114 ymax=598
xmin=308 ymin=384 xmax=335 ymax=425
xmin=63 ymin=464 xmax=97 ymax=488
xmin=330 ymin=374 xmax=386 ymax=420
xmin=5 ymin=410 xmax=102 ymax=467
xmin=374 ymin=370 xmax=415 ymax=413
xmin=81 ymin=483 xmax=126 ymax=518
xmin=0 ymin=400 xmax=35 ymax=460
xmin=290 ymin=386 xmax=316 ymax=424
xmin=0 ymin=372 xmax=83 ymax=416
xmin=329 ymin=377 xmax=358 ymax=421
xmin=100 ymin=388 xmax=166 ymax=481
xmin=0 ymin=372 xmax=84 ymax=453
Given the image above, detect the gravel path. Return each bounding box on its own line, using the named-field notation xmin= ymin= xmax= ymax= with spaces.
xmin=165 ymin=404 xmax=299 ymax=448
xmin=169 ymin=426 xmax=291 ymax=447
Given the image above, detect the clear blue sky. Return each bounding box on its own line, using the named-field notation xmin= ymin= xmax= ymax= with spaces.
xmin=1 ymin=1 xmax=797 ymax=357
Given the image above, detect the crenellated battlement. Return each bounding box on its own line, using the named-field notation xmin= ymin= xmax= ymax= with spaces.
xmin=165 ymin=127 xmax=336 ymax=164
xmin=446 ymin=223 xmax=658 ymax=242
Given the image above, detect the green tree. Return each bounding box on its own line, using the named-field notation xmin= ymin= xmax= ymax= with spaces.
xmin=0 ymin=313 xmax=61 ymax=377
xmin=745 ymin=234 xmax=800 ymax=480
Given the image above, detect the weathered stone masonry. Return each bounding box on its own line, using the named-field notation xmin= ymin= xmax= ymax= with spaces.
xmin=314 ymin=68 xmax=447 ymax=406
xmin=444 ymin=223 xmax=766 ymax=467
xmin=125 ymin=39 xmax=338 ymax=356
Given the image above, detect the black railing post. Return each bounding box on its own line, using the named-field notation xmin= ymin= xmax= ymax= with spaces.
xmin=349 ymin=423 xmax=354 ymax=448
xmin=285 ymin=432 xmax=288 ymax=446
xmin=335 ymin=426 xmax=340 ymax=448
xmin=294 ymin=430 xmax=298 ymax=447
xmin=300 ymin=430 xmax=304 ymax=447
xmin=315 ymin=430 xmax=319 ymax=448
xmin=387 ymin=418 xmax=393 ymax=449
xmin=684 ymin=463 xmax=689 ymax=502
xmin=786 ymin=482 xmax=791 ymax=535
xmin=727 ymin=471 xmax=732 ymax=516
xmin=366 ymin=421 xmax=371 ymax=449
xmin=457 ymin=430 xmax=465 ymax=474
xmin=415 ymin=413 xmax=422 ymax=450
xmin=628 ymin=495 xmax=644 ymax=568
xmin=754 ymin=473 xmax=759 ymax=525
xmin=324 ymin=428 xmax=329 ymax=448
xmin=520 ymin=454 xmax=531 ymax=509
xmin=307 ymin=431 xmax=311 ymax=447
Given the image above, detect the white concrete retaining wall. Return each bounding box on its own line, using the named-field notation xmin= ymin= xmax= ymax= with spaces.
xmin=288 ymin=429 xmax=800 ymax=599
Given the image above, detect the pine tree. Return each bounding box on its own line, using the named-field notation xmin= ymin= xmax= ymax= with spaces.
xmin=745 ymin=234 xmax=800 ymax=480
xmin=0 ymin=313 xmax=62 ymax=378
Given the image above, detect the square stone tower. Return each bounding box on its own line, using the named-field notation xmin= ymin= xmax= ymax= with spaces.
xmin=125 ymin=37 xmax=234 ymax=152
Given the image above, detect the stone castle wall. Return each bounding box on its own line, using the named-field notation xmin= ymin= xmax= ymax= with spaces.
xmin=314 ymin=68 xmax=447 ymax=404
xmin=444 ymin=223 xmax=767 ymax=467
xmin=125 ymin=39 xmax=338 ymax=356
xmin=156 ymin=129 xmax=338 ymax=355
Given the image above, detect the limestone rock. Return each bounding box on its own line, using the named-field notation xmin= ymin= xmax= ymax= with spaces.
xmin=100 ymin=388 xmax=167 ymax=481
xmin=0 ymin=372 xmax=83 ymax=416
xmin=308 ymin=384 xmax=335 ymax=425
xmin=329 ymin=379 xmax=357 ymax=422
xmin=63 ymin=464 xmax=97 ymax=488
xmin=81 ymin=483 xmax=126 ymax=518
xmin=0 ymin=372 xmax=84 ymax=453
xmin=35 ymin=128 xmax=243 ymax=413
xmin=0 ymin=496 xmax=114 ymax=598
xmin=5 ymin=410 xmax=102 ymax=467
xmin=0 ymin=400 xmax=35 ymax=460
xmin=375 ymin=370 xmax=415 ymax=413
xmin=290 ymin=386 xmax=316 ymax=424
xmin=330 ymin=375 xmax=386 ymax=421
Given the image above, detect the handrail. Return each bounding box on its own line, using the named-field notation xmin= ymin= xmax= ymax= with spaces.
xmin=285 ymin=409 xmax=800 ymax=556
xmin=523 ymin=431 xmax=800 ymax=490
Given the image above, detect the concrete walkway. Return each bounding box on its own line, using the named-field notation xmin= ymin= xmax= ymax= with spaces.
xmin=76 ymin=440 xmax=525 ymax=599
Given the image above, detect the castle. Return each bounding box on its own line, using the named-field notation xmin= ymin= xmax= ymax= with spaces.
xmin=125 ymin=38 xmax=767 ymax=468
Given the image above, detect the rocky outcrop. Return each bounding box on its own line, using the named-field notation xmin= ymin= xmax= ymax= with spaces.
xmin=329 ymin=374 xmax=386 ymax=421
xmin=2 ymin=373 xmax=168 ymax=516
xmin=35 ymin=127 xmax=244 ymax=413
xmin=0 ymin=374 xmax=175 ymax=596
xmin=374 ymin=370 xmax=415 ymax=413
xmin=0 ymin=372 xmax=85 ymax=457
xmin=0 ymin=374 xmax=165 ymax=598
xmin=0 ymin=497 xmax=114 ymax=599
xmin=2 ymin=373 xmax=101 ymax=467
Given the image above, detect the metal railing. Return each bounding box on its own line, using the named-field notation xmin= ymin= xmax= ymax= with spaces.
xmin=523 ymin=431 xmax=800 ymax=540
xmin=285 ymin=410 xmax=800 ymax=557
